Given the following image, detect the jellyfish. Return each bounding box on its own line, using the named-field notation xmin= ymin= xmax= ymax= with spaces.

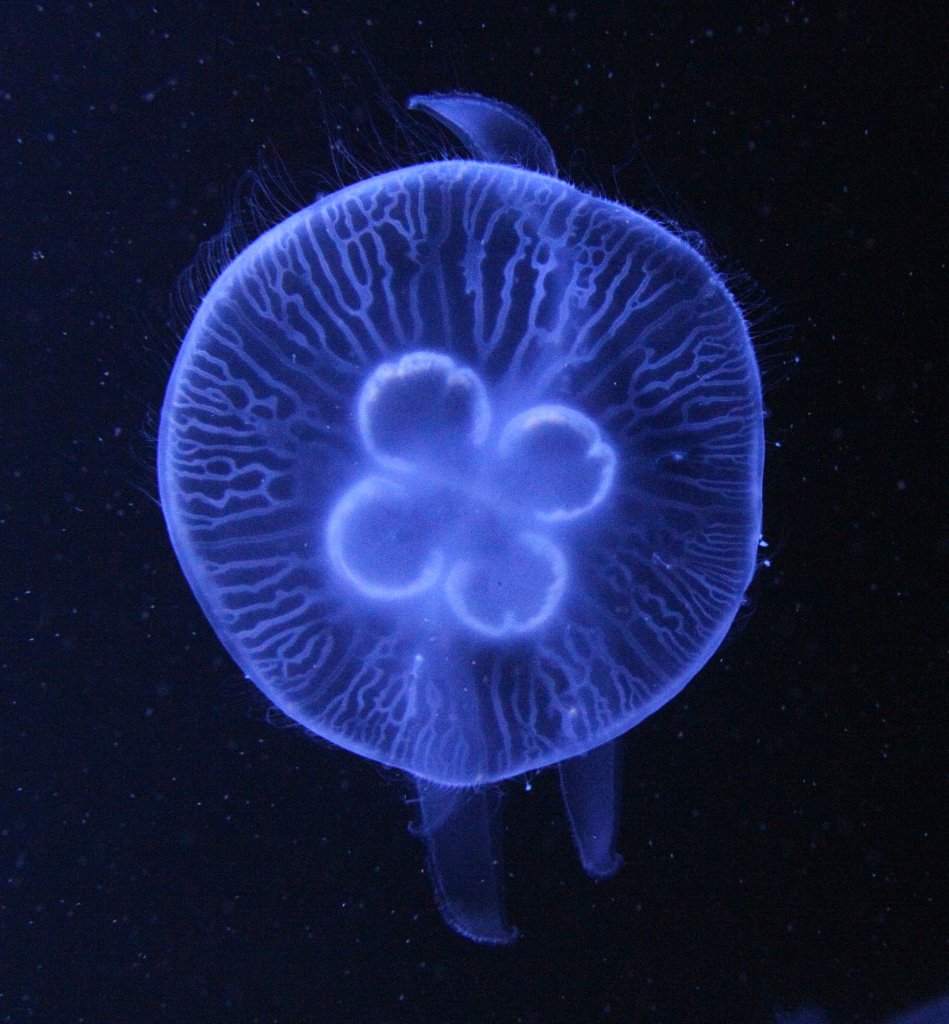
xmin=157 ymin=93 xmax=764 ymax=943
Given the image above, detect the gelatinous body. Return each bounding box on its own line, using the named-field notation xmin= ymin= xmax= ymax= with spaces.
xmin=158 ymin=93 xmax=764 ymax=943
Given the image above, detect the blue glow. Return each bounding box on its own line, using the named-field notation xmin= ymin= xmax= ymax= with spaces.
xmin=158 ymin=93 xmax=764 ymax=942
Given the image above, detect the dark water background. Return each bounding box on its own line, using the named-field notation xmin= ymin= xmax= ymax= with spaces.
xmin=3 ymin=2 xmax=945 ymax=1022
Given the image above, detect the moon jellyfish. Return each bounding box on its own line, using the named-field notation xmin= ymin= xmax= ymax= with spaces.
xmin=157 ymin=93 xmax=764 ymax=943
